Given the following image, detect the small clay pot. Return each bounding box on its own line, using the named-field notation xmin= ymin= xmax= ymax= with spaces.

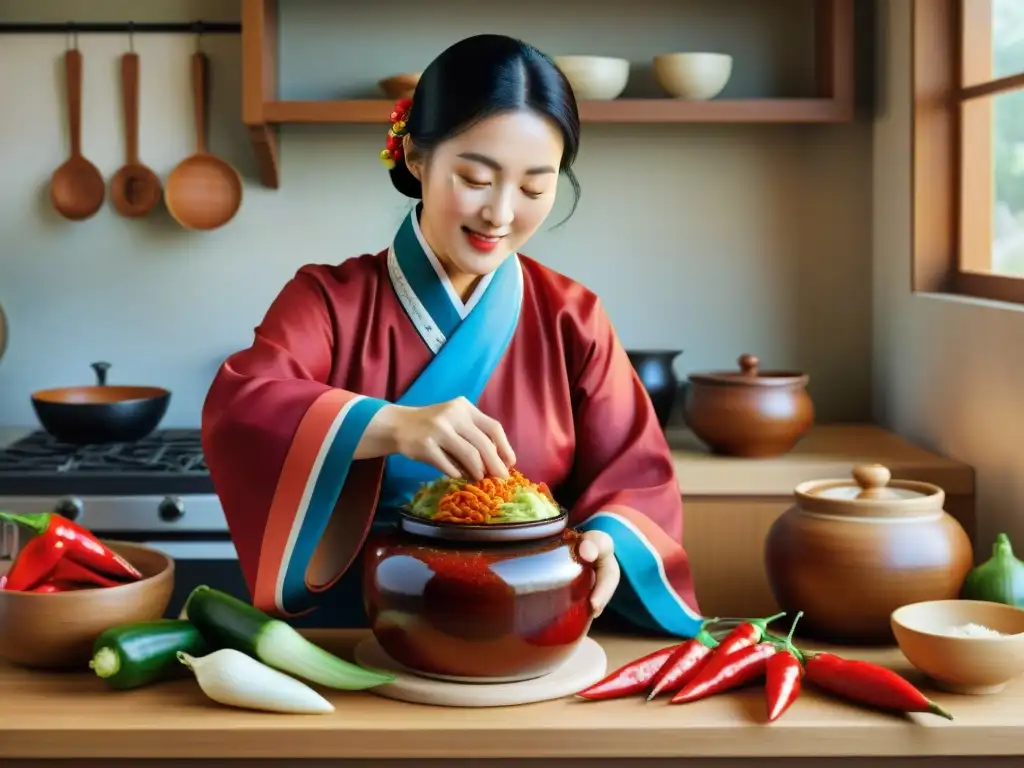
xmin=626 ymin=349 xmax=681 ymax=427
xmin=683 ymin=353 xmax=814 ymax=457
xmin=765 ymin=464 xmax=974 ymax=645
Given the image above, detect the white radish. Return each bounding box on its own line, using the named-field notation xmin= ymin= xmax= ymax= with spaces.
xmin=177 ymin=649 xmax=335 ymax=714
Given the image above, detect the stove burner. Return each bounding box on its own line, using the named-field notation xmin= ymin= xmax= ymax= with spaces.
xmin=0 ymin=429 xmax=212 ymax=496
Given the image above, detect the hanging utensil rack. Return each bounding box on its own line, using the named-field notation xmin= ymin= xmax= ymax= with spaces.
xmin=0 ymin=21 xmax=240 ymax=34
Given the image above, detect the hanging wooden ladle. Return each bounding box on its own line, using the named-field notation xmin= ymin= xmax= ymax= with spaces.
xmin=50 ymin=47 xmax=105 ymax=221
xmin=110 ymin=50 xmax=162 ymax=217
xmin=165 ymin=51 xmax=242 ymax=230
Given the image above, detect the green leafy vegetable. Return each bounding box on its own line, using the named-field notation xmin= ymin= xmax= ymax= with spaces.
xmin=404 ymin=476 xmax=561 ymax=524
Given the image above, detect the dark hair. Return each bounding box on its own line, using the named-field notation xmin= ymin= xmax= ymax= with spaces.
xmin=389 ymin=34 xmax=582 ymax=220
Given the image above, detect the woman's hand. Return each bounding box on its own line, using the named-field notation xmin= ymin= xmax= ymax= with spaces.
xmin=578 ymin=530 xmax=619 ymax=617
xmin=362 ymin=398 xmax=516 ymax=480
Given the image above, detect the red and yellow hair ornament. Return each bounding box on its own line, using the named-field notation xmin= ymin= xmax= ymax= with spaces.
xmin=380 ymin=98 xmax=412 ymax=169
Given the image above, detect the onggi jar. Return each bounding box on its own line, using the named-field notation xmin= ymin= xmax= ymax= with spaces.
xmin=362 ymin=510 xmax=596 ymax=682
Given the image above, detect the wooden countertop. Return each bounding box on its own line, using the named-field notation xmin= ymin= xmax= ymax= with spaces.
xmin=0 ymin=630 xmax=1020 ymax=761
xmin=667 ymin=424 xmax=975 ymax=496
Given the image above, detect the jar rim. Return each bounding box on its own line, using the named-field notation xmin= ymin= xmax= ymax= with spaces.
xmin=397 ymin=509 xmax=569 ymax=542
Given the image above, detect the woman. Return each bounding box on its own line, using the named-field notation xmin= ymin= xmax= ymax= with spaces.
xmin=202 ymin=34 xmax=703 ymax=636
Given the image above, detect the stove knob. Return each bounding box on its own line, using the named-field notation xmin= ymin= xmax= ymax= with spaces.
xmin=158 ymin=496 xmax=186 ymax=523
xmin=54 ymin=497 xmax=82 ymax=521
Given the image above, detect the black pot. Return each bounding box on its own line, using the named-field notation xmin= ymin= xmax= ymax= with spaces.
xmin=30 ymin=361 xmax=171 ymax=445
xmin=626 ymin=350 xmax=682 ymax=427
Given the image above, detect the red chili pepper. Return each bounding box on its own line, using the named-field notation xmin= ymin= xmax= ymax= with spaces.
xmin=765 ymin=652 xmax=803 ymax=721
xmin=713 ymin=611 xmax=786 ymax=658
xmin=647 ymin=630 xmax=718 ymax=699
xmin=765 ymin=610 xmax=805 ymax=722
xmin=1 ymin=533 xmax=67 ymax=591
xmin=670 ymin=642 xmax=778 ymax=704
xmin=30 ymin=580 xmax=83 ymax=593
xmin=576 ymin=643 xmax=681 ymax=700
xmin=0 ymin=511 xmax=141 ymax=581
xmin=50 ymin=556 xmax=122 ymax=589
xmin=804 ymin=653 xmax=953 ymax=720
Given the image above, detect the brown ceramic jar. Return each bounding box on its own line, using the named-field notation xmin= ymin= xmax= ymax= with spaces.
xmin=764 ymin=464 xmax=974 ymax=644
xmin=683 ymin=354 xmax=814 ymax=457
xmin=362 ymin=512 xmax=596 ymax=682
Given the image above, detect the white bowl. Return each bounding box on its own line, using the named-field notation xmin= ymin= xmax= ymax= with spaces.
xmin=653 ymin=53 xmax=733 ymax=100
xmin=554 ymin=56 xmax=630 ymax=100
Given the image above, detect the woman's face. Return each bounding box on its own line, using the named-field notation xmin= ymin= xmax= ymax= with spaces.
xmin=404 ymin=110 xmax=564 ymax=284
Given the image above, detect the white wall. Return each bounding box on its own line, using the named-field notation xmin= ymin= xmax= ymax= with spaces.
xmin=0 ymin=0 xmax=873 ymax=427
xmin=872 ymin=0 xmax=1024 ymax=552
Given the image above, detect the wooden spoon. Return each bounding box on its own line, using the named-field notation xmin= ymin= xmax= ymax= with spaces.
xmin=110 ymin=52 xmax=161 ymax=217
xmin=165 ymin=52 xmax=242 ymax=231
xmin=50 ymin=49 xmax=105 ymax=221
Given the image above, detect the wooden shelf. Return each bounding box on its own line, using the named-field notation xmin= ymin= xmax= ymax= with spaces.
xmin=264 ymin=97 xmax=849 ymax=125
xmin=241 ymin=0 xmax=855 ymax=188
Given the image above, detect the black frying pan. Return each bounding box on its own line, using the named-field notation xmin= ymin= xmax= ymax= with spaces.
xmin=30 ymin=361 xmax=171 ymax=444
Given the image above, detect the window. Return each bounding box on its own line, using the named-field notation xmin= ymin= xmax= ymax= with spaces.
xmin=914 ymin=0 xmax=1024 ymax=304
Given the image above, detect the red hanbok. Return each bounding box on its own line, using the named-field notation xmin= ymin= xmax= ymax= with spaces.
xmin=202 ymin=208 xmax=703 ymax=635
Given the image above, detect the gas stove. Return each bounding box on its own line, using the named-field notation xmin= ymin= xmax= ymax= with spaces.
xmin=0 ymin=428 xmax=244 ymax=617
xmin=0 ymin=429 xmax=227 ymax=536
xmin=0 ymin=429 xmax=212 ymax=496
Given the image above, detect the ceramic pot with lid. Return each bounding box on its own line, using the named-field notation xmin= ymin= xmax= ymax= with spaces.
xmin=683 ymin=353 xmax=814 ymax=457
xmin=764 ymin=464 xmax=974 ymax=645
xmin=362 ymin=511 xmax=596 ymax=683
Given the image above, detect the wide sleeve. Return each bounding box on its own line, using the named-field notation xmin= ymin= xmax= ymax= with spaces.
xmin=563 ymin=299 xmax=704 ymax=638
xmin=201 ymin=266 xmax=389 ymax=619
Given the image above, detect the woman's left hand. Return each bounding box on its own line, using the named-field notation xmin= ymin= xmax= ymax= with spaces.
xmin=577 ymin=530 xmax=619 ymax=617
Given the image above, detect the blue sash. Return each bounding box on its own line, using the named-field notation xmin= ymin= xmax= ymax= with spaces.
xmin=379 ymin=208 xmax=523 ymax=509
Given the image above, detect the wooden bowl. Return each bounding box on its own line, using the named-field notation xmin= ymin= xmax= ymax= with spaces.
xmin=0 ymin=541 xmax=174 ymax=669
xmin=683 ymin=353 xmax=814 ymax=457
xmin=892 ymin=600 xmax=1024 ymax=694
xmin=379 ymin=73 xmax=421 ymax=100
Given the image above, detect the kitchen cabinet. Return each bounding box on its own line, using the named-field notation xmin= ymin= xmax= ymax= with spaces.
xmin=671 ymin=424 xmax=976 ymax=620
xmin=239 ymin=0 xmax=857 ymax=188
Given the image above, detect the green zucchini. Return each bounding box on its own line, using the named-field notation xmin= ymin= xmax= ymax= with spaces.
xmin=89 ymin=619 xmax=210 ymax=690
xmin=183 ymin=585 xmax=394 ymax=690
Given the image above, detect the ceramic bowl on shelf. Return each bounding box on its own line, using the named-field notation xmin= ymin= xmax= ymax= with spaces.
xmin=891 ymin=600 xmax=1024 ymax=694
xmin=362 ymin=510 xmax=596 ymax=683
xmin=379 ymin=72 xmax=421 ymax=100
xmin=682 ymin=353 xmax=814 ymax=457
xmin=554 ymin=56 xmax=630 ymax=100
xmin=0 ymin=540 xmax=174 ymax=669
xmin=653 ymin=52 xmax=733 ymax=99
xmin=765 ymin=464 xmax=974 ymax=645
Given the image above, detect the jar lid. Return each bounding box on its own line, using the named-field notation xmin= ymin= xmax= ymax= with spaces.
xmin=687 ymin=354 xmax=809 ymax=388
xmin=794 ymin=464 xmax=945 ymax=519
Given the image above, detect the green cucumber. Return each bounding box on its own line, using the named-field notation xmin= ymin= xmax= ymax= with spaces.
xmin=183 ymin=585 xmax=394 ymax=690
xmin=89 ymin=619 xmax=210 ymax=690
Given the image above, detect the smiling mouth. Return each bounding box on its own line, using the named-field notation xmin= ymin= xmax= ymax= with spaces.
xmin=461 ymin=226 xmax=505 ymax=241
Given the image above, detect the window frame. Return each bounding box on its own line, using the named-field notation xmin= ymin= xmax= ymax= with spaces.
xmin=913 ymin=0 xmax=1024 ymax=305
